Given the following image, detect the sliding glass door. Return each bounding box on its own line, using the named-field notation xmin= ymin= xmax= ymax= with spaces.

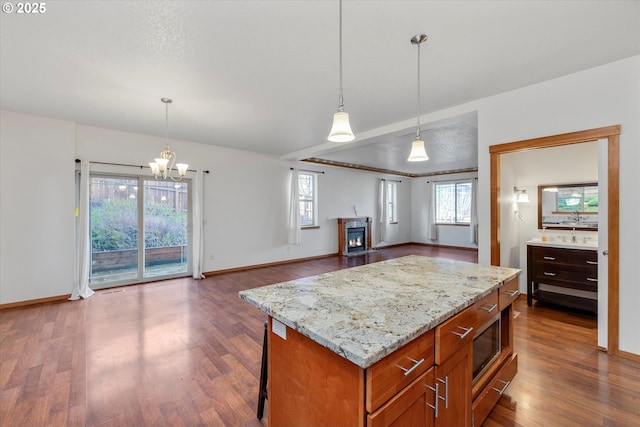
xmin=89 ymin=175 xmax=191 ymax=288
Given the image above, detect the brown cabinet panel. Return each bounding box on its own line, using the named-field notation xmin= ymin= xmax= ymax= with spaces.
xmin=498 ymin=278 xmax=519 ymax=310
xmin=368 ymin=368 xmax=435 ymax=427
xmin=367 ymin=329 xmax=435 ymax=413
xmin=472 ymin=353 xmax=518 ymax=427
xmin=435 ymin=306 xmax=475 ymax=365
xmin=435 ymin=342 xmax=472 ymax=427
xmin=527 ymin=244 xmax=598 ymax=312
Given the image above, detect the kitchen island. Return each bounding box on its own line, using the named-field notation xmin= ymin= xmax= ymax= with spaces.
xmin=240 ymin=255 xmax=520 ymax=427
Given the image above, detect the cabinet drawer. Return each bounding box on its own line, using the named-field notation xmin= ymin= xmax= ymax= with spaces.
xmin=533 ymin=266 xmax=598 ymax=290
xmin=366 ymin=329 xmax=435 ymax=413
xmin=435 ymin=305 xmax=475 ymax=365
xmin=472 ymin=290 xmax=499 ymax=332
xmin=531 ymin=246 xmax=598 ymax=267
xmin=472 ymin=352 xmax=518 ymax=427
xmin=499 ymin=278 xmax=519 ymax=310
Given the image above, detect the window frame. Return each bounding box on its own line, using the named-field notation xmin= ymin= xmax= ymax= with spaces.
xmin=87 ymin=172 xmax=192 ymax=289
xmin=387 ymin=181 xmax=398 ymax=224
xmin=435 ymin=180 xmax=472 ymax=225
xmin=298 ymin=171 xmax=318 ymax=228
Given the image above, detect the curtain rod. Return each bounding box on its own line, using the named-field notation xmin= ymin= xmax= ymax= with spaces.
xmin=427 ymin=177 xmax=477 ymax=183
xmin=290 ymin=167 xmax=325 ymax=174
xmin=381 ymin=178 xmax=402 ymax=183
xmin=75 ymin=159 xmax=209 ymax=174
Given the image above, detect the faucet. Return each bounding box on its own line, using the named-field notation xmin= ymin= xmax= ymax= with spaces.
xmin=571 ymin=228 xmax=577 ymax=243
xmin=573 ymin=210 xmax=580 ymax=222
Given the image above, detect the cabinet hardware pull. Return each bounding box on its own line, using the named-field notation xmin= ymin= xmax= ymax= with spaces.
xmin=482 ymin=303 xmax=498 ymax=313
xmin=450 ymin=326 xmax=474 ymax=340
xmin=398 ymin=357 xmax=424 ymax=377
xmin=437 ymin=376 xmax=449 ymax=409
xmin=586 ymin=260 xmax=598 ymax=265
xmin=506 ymin=290 xmax=519 ymax=297
xmin=491 ymin=379 xmax=511 ymax=395
xmin=543 ymin=256 xmax=556 ymax=260
xmin=426 ymin=382 xmax=439 ymax=418
xmin=543 ymin=272 xmax=556 ymax=276
xmin=586 ymin=277 xmax=598 ymax=282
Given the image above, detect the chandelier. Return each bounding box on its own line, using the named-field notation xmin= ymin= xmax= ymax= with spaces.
xmin=407 ymin=34 xmax=429 ymax=162
xmin=149 ymin=98 xmax=189 ymax=181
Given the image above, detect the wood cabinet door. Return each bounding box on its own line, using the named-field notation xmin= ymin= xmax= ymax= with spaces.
xmin=435 ymin=343 xmax=472 ymax=427
xmin=368 ymin=368 xmax=436 ymax=427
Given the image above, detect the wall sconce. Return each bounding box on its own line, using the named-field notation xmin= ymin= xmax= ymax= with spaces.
xmin=514 ymin=187 xmax=529 ymax=203
xmin=514 ymin=187 xmax=529 ymax=221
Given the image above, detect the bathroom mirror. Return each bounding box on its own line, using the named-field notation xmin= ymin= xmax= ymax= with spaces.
xmin=538 ymin=183 xmax=598 ymax=230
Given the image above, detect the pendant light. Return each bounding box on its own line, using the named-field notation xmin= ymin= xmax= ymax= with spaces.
xmin=327 ymin=0 xmax=355 ymax=143
xmin=407 ymin=34 xmax=429 ymax=162
xmin=149 ymin=98 xmax=189 ymax=181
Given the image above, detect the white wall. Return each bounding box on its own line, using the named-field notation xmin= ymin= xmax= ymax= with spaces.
xmin=478 ymin=56 xmax=639 ymax=355
xmin=75 ymin=125 xmax=413 ymax=271
xmin=0 ymin=111 xmax=76 ymax=303
xmin=408 ymin=55 xmax=639 ymax=355
xmin=1 ymin=55 xmax=638 ymax=356
xmin=0 ymin=115 xmax=411 ymax=305
xmin=411 ymin=172 xmax=479 ymax=249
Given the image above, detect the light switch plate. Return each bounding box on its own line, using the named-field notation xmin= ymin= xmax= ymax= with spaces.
xmin=272 ymin=318 xmax=287 ymax=340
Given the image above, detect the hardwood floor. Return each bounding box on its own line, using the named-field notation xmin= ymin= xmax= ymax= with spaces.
xmin=1 ymin=244 xmax=639 ymax=426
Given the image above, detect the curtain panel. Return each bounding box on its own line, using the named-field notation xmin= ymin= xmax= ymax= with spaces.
xmin=70 ymin=160 xmax=95 ymax=300
xmin=287 ymin=168 xmax=301 ymax=245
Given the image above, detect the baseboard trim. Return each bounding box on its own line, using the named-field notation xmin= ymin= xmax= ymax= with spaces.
xmin=619 ymin=349 xmax=640 ymax=362
xmin=203 ymin=252 xmax=339 ymax=277
xmin=0 ymin=294 xmax=72 ymax=310
xmin=408 ymin=242 xmax=479 ymax=252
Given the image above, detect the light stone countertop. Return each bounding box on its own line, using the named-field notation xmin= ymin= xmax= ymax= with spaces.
xmin=239 ymin=255 xmax=520 ymax=369
xmin=526 ymin=238 xmax=598 ymax=251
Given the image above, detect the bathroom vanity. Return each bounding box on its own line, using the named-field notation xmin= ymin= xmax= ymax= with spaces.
xmin=526 ymin=239 xmax=598 ymax=312
xmin=239 ymin=255 xmax=520 ymax=427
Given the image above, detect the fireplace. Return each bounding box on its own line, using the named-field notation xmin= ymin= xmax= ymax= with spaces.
xmin=338 ymin=217 xmax=372 ymax=256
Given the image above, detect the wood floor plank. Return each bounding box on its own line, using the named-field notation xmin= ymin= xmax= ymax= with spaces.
xmin=1 ymin=244 xmax=639 ymax=426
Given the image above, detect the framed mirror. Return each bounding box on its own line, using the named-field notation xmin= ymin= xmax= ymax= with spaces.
xmin=538 ymin=183 xmax=598 ymax=230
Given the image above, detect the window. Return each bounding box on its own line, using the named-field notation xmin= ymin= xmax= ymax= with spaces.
xmin=387 ymin=181 xmax=398 ymax=223
xmin=298 ymin=171 xmax=317 ymax=227
xmin=555 ymin=185 xmax=598 ymax=213
xmin=89 ymin=175 xmax=191 ymax=288
xmin=435 ymin=181 xmax=471 ymax=224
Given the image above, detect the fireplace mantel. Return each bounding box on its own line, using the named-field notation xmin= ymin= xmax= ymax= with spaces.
xmin=337 ymin=217 xmax=372 ymax=256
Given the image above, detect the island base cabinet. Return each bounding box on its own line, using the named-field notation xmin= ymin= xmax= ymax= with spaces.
xmin=368 ymin=368 xmax=436 ymax=427
xmin=268 ymin=318 xmax=365 ymax=427
xmin=434 ymin=342 xmax=472 ymax=427
xmin=472 ymin=353 xmax=518 ymax=427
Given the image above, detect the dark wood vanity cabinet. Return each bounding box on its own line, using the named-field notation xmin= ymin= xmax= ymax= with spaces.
xmin=527 ymin=245 xmax=598 ymax=312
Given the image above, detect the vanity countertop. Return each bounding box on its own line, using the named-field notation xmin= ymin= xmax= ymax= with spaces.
xmin=526 ymin=238 xmax=598 ymax=250
xmin=239 ymin=255 xmax=520 ymax=368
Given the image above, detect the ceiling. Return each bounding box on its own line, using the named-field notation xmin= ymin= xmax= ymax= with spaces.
xmin=1 ymin=1 xmax=639 ymax=176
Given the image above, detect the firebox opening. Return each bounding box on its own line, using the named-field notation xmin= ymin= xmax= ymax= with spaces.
xmin=347 ymin=227 xmax=365 ymax=253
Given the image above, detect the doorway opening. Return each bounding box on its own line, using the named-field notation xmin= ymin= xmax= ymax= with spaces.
xmin=489 ymin=125 xmax=620 ymax=355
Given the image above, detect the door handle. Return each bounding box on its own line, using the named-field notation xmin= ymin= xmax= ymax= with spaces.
xmin=603 ymin=250 xmax=608 ymax=256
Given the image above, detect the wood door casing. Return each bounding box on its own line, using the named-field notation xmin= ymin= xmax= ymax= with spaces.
xmin=489 ymin=125 xmax=620 ymax=355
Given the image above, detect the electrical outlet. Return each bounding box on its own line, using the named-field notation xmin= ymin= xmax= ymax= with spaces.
xmin=272 ymin=319 xmax=287 ymax=340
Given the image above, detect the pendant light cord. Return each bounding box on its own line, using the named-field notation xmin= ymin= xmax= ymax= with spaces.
xmin=338 ymin=0 xmax=344 ymax=111
xmin=165 ymin=101 xmax=169 ymax=141
xmin=416 ymin=40 xmax=421 ymax=140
